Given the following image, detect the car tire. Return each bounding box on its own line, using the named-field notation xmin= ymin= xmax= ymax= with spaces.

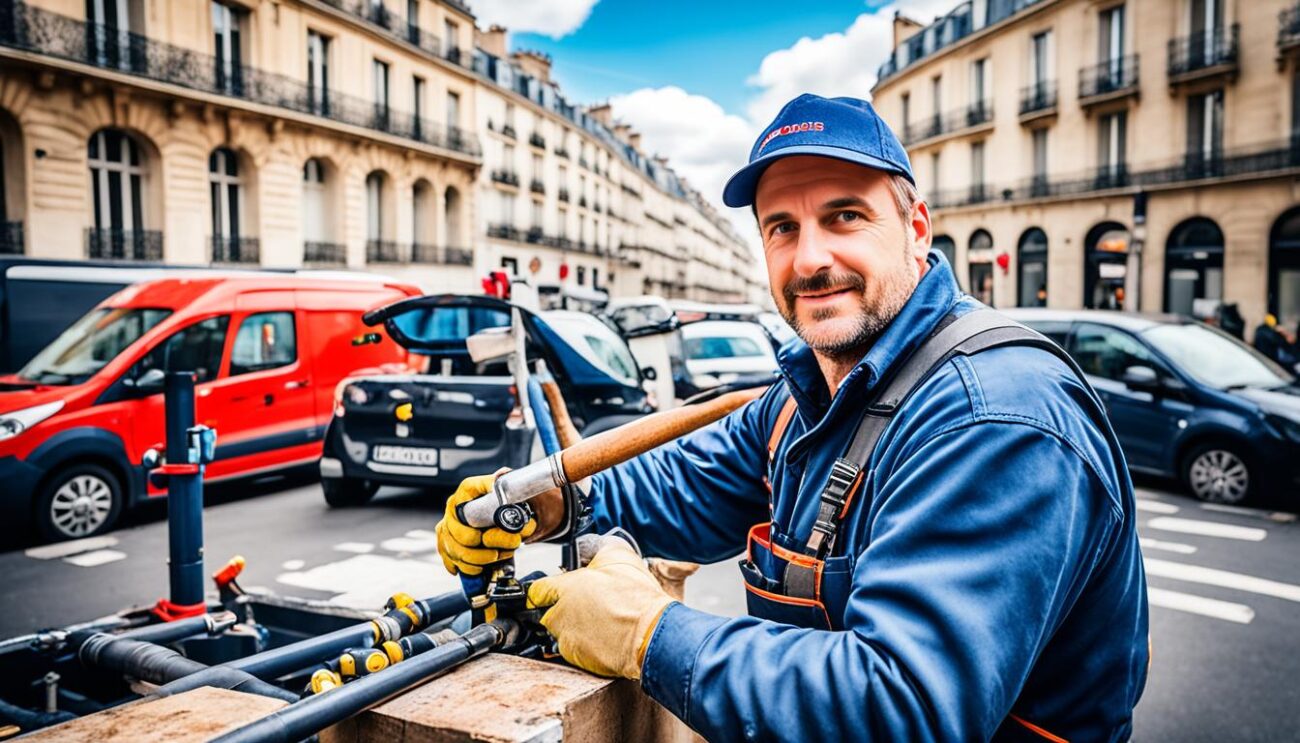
xmin=1182 ymin=442 xmax=1253 ymax=505
xmin=35 ymin=463 xmax=124 ymax=543
xmin=322 ymin=478 xmax=377 ymax=508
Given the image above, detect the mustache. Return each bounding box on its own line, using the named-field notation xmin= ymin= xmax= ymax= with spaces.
xmin=782 ymin=271 xmax=866 ymax=305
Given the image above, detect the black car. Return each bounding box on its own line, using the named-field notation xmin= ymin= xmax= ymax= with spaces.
xmin=1005 ymin=309 xmax=1300 ymax=505
xmin=319 ymin=295 xmax=653 ymax=505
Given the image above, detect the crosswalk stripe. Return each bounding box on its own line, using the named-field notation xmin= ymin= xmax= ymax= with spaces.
xmin=1144 ymin=558 xmax=1300 ymax=603
xmin=1139 ymin=538 xmax=1197 ymax=555
xmin=62 ymin=549 xmax=127 ymax=568
xmin=1135 ymin=500 xmax=1179 ymax=514
xmin=25 ymin=536 xmax=119 ymax=560
xmin=1144 ymin=517 xmax=1267 ymax=542
xmin=1147 ymin=587 xmax=1254 ymax=624
xmin=1200 ymin=503 xmax=1298 ymax=523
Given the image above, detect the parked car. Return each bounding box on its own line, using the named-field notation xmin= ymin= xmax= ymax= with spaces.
xmin=319 ymin=295 xmax=653 ymax=505
xmin=678 ymin=320 xmax=781 ymax=398
xmin=1004 ymin=309 xmax=1300 ymax=505
xmin=0 ymin=275 xmax=420 ymax=542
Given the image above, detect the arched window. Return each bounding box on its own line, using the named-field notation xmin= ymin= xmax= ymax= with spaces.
xmin=444 ymin=185 xmax=463 ymax=246
xmin=1164 ymin=217 xmax=1224 ymax=318
xmin=411 ymin=179 xmax=435 ymax=262
xmin=932 ymin=234 xmax=956 ymax=268
xmin=302 ymin=158 xmax=328 ymax=243
xmin=968 ymin=229 xmax=994 ymax=306
xmin=1269 ymin=207 xmax=1300 ymax=332
xmin=365 ymin=170 xmax=397 ymax=262
xmin=0 ymin=108 xmax=25 ymax=254
xmin=209 ymin=147 xmax=246 ymax=261
xmin=88 ymin=128 xmax=155 ymax=259
xmin=1017 ymin=228 xmax=1048 ymax=307
xmin=1084 ymin=221 xmax=1129 ymax=309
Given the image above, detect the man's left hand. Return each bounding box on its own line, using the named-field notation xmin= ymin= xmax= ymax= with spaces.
xmin=526 ymin=538 xmax=676 ymax=680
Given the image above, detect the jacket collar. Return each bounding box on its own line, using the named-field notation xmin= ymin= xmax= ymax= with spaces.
xmin=776 ymin=249 xmax=964 ymax=420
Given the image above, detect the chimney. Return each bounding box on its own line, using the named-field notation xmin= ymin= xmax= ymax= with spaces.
xmin=628 ymin=132 xmax=642 ymax=150
xmin=512 ymin=49 xmax=553 ymax=83
xmin=477 ymin=24 xmax=508 ymax=57
xmin=613 ymin=123 xmax=632 ymax=142
xmin=892 ymin=11 xmax=924 ymax=48
xmin=587 ymin=103 xmax=613 ymax=126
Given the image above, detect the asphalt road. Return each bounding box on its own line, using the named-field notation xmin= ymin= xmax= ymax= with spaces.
xmin=0 ymin=473 xmax=1296 ymax=740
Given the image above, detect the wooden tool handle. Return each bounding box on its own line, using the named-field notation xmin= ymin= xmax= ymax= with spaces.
xmin=540 ymin=380 xmax=583 ymax=449
xmin=559 ymin=386 xmax=767 ymax=483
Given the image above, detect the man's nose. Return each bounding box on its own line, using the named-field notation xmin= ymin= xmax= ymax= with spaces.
xmin=791 ymin=223 xmax=835 ymax=277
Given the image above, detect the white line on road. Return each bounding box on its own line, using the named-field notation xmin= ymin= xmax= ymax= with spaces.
xmin=1134 ymin=489 xmax=1165 ymax=500
xmin=281 ymin=559 xmax=305 ymax=571
xmin=1139 ymin=538 xmax=1198 ymax=555
xmin=1145 ymin=517 xmax=1267 ymax=542
xmin=1147 ymin=587 xmax=1255 ymax=624
xmin=62 ymin=549 xmax=127 ymax=568
xmin=1200 ymin=503 xmax=1298 ymax=523
xmin=380 ymin=536 xmax=439 ymax=554
xmin=1144 ymin=558 xmax=1300 ymax=603
xmin=1136 ymin=500 xmax=1180 ymax=514
xmin=25 ymin=536 xmax=119 ymax=560
xmin=332 ymin=542 xmax=374 ymax=554
xmin=405 ymin=529 xmax=438 ymax=539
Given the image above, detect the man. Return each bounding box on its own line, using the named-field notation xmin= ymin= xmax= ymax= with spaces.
xmin=437 ymin=95 xmax=1148 ymax=741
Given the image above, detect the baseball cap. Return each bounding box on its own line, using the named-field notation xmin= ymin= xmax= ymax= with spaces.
xmin=722 ymin=93 xmax=915 ymax=208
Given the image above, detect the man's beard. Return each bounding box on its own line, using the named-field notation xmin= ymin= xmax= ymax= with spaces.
xmin=776 ymin=246 xmax=918 ymax=359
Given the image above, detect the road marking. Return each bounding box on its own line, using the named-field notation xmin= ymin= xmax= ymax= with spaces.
xmin=25 ymin=536 xmax=119 ymax=560
xmin=332 ymin=542 xmax=374 ymax=554
xmin=281 ymin=559 xmax=305 ymax=571
xmin=1144 ymin=558 xmax=1300 ymax=603
xmin=1145 ymin=517 xmax=1267 ymax=542
xmin=381 ymin=536 xmax=439 ymax=554
xmin=1134 ymin=489 xmax=1165 ymax=500
xmin=1147 ymin=587 xmax=1254 ymax=624
xmin=405 ymin=529 xmax=438 ymax=539
xmin=1139 ymin=538 xmax=1197 ymax=555
xmin=1200 ymin=503 xmax=1298 ymax=523
xmin=1135 ymin=500 xmax=1180 ymax=514
xmin=62 ymin=549 xmax=127 ymax=568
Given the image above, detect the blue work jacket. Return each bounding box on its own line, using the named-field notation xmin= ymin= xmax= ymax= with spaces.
xmin=589 ymin=251 xmax=1149 ymax=742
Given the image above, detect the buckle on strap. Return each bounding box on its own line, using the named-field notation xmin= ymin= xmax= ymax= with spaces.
xmin=806 ymin=458 xmax=860 ymax=557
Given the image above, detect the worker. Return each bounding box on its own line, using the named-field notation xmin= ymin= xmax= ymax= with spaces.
xmin=437 ymin=94 xmax=1148 ymax=741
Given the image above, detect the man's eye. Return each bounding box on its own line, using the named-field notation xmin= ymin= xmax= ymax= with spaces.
xmin=835 ymin=211 xmax=861 ymax=223
xmin=772 ymin=223 xmax=796 ymax=235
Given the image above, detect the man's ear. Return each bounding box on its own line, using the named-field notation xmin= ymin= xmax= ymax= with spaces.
xmin=909 ymin=200 xmax=933 ymax=263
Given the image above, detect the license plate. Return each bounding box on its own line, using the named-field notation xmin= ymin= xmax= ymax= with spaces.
xmin=371 ymin=446 xmax=438 ymax=466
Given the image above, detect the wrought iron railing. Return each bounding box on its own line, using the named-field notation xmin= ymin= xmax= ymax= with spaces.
xmin=0 ymin=1 xmax=480 ymax=157
xmin=210 ymin=236 xmax=260 ymax=263
xmin=0 ymin=220 xmax=22 ymax=254
xmin=530 ymin=179 xmax=545 ymax=194
xmin=303 ymin=241 xmax=346 ymax=265
xmin=555 ymin=146 xmax=570 ymax=159
xmin=85 ymin=228 xmax=163 ymax=260
xmin=529 ymin=132 xmax=545 ymax=149
xmin=316 ymin=0 xmax=470 ymax=70
xmin=444 ymin=246 xmax=473 ymax=266
xmin=1168 ymin=25 xmax=1238 ymax=78
xmin=501 ymin=124 xmax=516 ymax=139
xmin=1019 ymin=81 xmax=1057 ymax=115
xmin=1280 ymin=4 xmax=1300 ymax=49
xmin=491 ymin=169 xmax=519 ymax=186
xmin=558 ymin=188 xmax=570 ymax=203
xmin=366 ymin=239 xmax=403 ymax=263
xmin=488 ymin=223 xmax=522 ymax=242
xmin=410 ymin=242 xmax=471 ymax=265
xmin=1079 ymin=55 xmax=1140 ymax=100
xmin=901 ymin=101 xmax=993 ymax=145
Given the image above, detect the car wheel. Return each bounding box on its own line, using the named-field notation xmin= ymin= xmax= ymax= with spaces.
xmin=1183 ymin=443 xmax=1252 ymax=505
xmin=36 ymin=463 xmax=123 ymax=543
xmin=322 ymin=478 xmax=377 ymax=508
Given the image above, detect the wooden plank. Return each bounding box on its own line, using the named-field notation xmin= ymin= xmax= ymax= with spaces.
xmin=17 ymin=687 xmax=287 ymax=743
xmin=321 ymin=653 xmax=699 ymax=743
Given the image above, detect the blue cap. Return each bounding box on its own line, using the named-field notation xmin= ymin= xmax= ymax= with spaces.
xmin=722 ymin=94 xmax=915 ymax=208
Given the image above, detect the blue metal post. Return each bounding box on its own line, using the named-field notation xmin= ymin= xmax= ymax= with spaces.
xmin=165 ymin=371 xmax=205 ymax=608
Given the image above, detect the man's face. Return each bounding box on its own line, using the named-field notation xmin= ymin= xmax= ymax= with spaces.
xmin=755 ymin=156 xmax=930 ymax=357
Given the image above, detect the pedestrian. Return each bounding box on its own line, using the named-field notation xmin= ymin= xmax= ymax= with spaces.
xmin=438 ymin=94 xmax=1148 ymax=741
xmin=1254 ymin=314 xmax=1298 ymax=369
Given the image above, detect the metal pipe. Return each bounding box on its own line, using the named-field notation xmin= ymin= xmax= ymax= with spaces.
xmin=165 ymin=371 xmax=204 ymax=607
xmin=210 ymin=621 xmax=513 ymax=743
xmin=527 ymin=376 xmax=561 ymax=455
xmin=0 ymin=697 xmax=75 ymax=730
xmin=117 ymin=612 xmax=236 ymax=645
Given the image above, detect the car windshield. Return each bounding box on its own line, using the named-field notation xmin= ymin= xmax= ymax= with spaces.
xmin=1142 ymin=322 xmax=1295 ymax=390
xmin=18 ymin=307 xmax=172 ymax=385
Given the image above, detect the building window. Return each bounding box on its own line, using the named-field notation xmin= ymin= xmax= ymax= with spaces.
xmin=307 ymin=31 xmax=330 ymax=114
xmin=88 ymin=129 xmax=147 ymax=235
xmin=531 ymin=199 xmax=543 ymax=230
xmin=1017 ymin=228 xmax=1049 ymax=307
xmin=1098 ymin=111 xmax=1127 ymax=183
xmin=970 ymin=141 xmax=986 ymax=200
xmin=1269 ymin=208 xmax=1300 ymax=331
xmin=933 ymin=234 xmax=956 ymax=268
xmin=87 ymin=0 xmax=138 ymax=70
xmin=931 ymin=74 xmax=942 ymax=116
xmin=444 ymin=19 xmax=460 ymax=57
xmin=366 ymin=171 xmax=384 ymax=241
xmin=532 ymin=154 xmax=543 ymax=183
xmin=1188 ymin=0 xmax=1223 ymax=67
xmin=1099 ymin=4 xmax=1125 ymax=76
xmin=901 ymin=92 xmax=910 ymax=131
xmin=1084 ymin=221 xmax=1130 ymax=310
xmin=208 ymin=147 xmax=243 ymax=242
xmin=302 ymin=158 xmax=329 ymax=244
xmin=1032 ymin=128 xmax=1048 ymax=195
xmin=558 ymin=207 xmax=568 ymax=239
xmin=930 ymin=152 xmax=940 ymax=195
xmin=211 ymin=2 xmax=244 ymax=95
xmin=576 ymin=265 xmax=586 ymax=286
xmin=372 ymin=59 xmax=390 ymax=126
xmin=968 ymin=229 xmax=994 ymax=306
xmin=447 ymin=91 xmax=461 ymax=130
xmin=1031 ymin=30 xmax=1051 ymax=85
xmin=971 ymin=58 xmax=988 ymax=107
xmin=1186 ymin=89 xmax=1223 ymax=173
xmin=1164 ymin=217 xmax=1224 ymax=318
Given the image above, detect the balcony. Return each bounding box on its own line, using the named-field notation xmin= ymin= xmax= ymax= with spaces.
xmin=491 ymin=169 xmax=520 ymax=188
xmin=0 ymin=220 xmax=22 ymax=254
xmin=555 ymin=146 xmax=570 ymax=159
xmin=578 ymin=196 xmax=588 ymax=208
xmin=501 ymin=124 xmax=517 ymax=140
xmin=1078 ymin=55 xmax=1140 ymax=109
xmin=411 ymin=243 xmax=472 ymax=266
xmin=86 ymin=228 xmax=163 ymax=260
xmin=1280 ymin=4 xmax=1300 ymax=53
xmin=303 ymin=241 xmax=346 ymax=265
xmin=0 ymin=2 xmax=481 ymax=158
xmin=1167 ymin=25 xmax=1238 ymax=88
xmin=366 ymin=240 xmax=403 ymax=263
xmin=315 ymin=0 xmax=470 ymax=70
xmin=488 ymin=224 xmax=523 ymax=242
xmin=1018 ymin=81 xmax=1057 ymax=123
xmin=900 ymin=100 xmax=993 ymax=147
xmin=578 ymin=157 xmax=589 ymax=169
xmin=558 ymin=188 xmax=570 ymax=203
xmin=530 ymin=179 xmax=545 ymax=195
xmin=210 ymin=236 xmax=260 ymax=264
xmin=529 ymin=132 xmax=546 ymax=149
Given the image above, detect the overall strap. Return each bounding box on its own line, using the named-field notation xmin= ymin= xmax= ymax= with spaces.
xmin=805 ymin=309 xmax=1077 ymax=558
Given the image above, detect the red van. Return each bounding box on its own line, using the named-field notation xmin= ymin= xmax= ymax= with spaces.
xmin=0 ymin=274 xmax=419 ymax=542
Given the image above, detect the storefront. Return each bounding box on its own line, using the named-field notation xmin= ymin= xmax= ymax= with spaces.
xmin=1269 ymin=207 xmax=1300 ymax=332
xmin=1017 ymin=227 xmax=1048 ymax=307
xmin=1084 ymin=221 xmax=1130 ymax=310
xmin=1164 ymin=217 xmax=1224 ymax=319
xmin=968 ymin=229 xmax=994 ymax=306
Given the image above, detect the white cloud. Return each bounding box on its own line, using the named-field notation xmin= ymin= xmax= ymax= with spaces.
xmin=469 ymin=0 xmax=600 ymax=39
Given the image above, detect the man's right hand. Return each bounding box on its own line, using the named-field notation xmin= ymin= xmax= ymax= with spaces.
xmin=436 ymin=473 xmax=538 ymax=576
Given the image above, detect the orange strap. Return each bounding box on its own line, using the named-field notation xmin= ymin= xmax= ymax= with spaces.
xmin=1009 ymin=714 xmax=1069 ymax=743
xmin=767 ymin=396 xmax=797 ymax=462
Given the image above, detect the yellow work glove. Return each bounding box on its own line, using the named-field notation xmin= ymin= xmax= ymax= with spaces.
xmin=436 ymin=473 xmax=537 ymax=576
xmin=526 ymin=538 xmax=676 ymax=680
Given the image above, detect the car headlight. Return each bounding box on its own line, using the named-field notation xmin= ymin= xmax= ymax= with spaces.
xmin=345 ymin=384 xmax=369 ymax=405
xmin=1263 ymin=413 xmax=1300 ymax=445
xmin=0 ymin=400 xmax=65 ymax=442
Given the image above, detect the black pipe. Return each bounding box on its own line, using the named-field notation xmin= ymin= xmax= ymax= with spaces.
xmin=0 ymin=696 xmax=75 ymax=730
xmin=71 ymin=632 xmax=297 ymax=704
xmin=117 ymin=612 xmax=235 ymax=645
xmin=165 ymin=371 xmax=204 ymax=607
xmin=210 ymin=621 xmax=513 ymax=743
